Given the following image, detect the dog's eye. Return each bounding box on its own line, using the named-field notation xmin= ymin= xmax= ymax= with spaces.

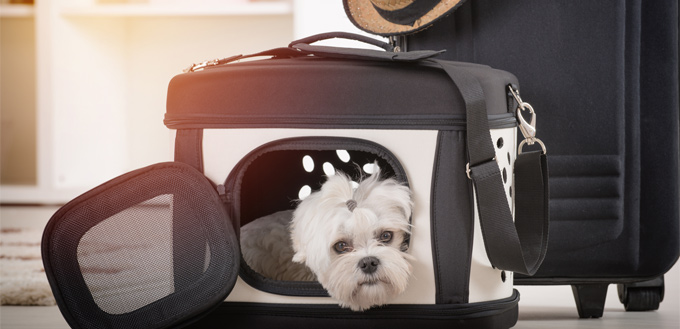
xmin=333 ymin=241 xmax=352 ymax=254
xmin=378 ymin=231 xmax=393 ymax=243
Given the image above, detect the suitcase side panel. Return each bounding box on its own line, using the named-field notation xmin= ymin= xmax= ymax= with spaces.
xmin=407 ymin=0 xmax=679 ymax=280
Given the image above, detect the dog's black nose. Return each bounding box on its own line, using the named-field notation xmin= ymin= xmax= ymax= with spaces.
xmin=358 ymin=256 xmax=380 ymax=274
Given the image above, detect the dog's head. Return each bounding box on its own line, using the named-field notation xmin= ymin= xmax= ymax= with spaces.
xmin=290 ymin=166 xmax=413 ymax=311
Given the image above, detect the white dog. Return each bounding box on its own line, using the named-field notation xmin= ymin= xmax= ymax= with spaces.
xmin=240 ymin=167 xmax=414 ymax=311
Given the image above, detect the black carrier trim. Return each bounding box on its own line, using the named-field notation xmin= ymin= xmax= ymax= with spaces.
xmin=225 ymin=136 xmax=409 ymax=297
xmin=188 ymin=290 xmax=520 ymax=329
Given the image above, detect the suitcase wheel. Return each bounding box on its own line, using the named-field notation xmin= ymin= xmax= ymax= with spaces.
xmin=617 ymin=276 xmax=665 ymax=312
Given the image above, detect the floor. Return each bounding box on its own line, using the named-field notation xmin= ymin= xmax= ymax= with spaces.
xmin=1 ymin=206 xmax=678 ymax=328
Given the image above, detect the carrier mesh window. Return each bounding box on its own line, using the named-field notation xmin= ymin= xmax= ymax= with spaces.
xmin=77 ymin=195 xmax=175 ymax=314
xmin=44 ymin=162 xmax=237 ymax=329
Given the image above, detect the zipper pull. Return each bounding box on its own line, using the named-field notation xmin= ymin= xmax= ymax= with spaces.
xmin=216 ymin=184 xmax=230 ymax=204
xmin=183 ymin=58 xmax=219 ymax=73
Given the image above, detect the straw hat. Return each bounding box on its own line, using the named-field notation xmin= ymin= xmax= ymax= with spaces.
xmin=343 ymin=0 xmax=466 ymax=36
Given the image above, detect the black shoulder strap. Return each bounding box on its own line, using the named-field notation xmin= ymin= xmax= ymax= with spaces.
xmin=434 ymin=59 xmax=549 ymax=276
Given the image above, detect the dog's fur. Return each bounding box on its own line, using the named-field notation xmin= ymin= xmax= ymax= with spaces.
xmin=240 ymin=167 xmax=413 ymax=311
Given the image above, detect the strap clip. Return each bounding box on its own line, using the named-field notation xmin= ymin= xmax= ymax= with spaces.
xmin=509 ymin=85 xmax=547 ymax=154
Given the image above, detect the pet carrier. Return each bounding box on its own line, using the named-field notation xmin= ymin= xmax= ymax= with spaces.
xmin=42 ymin=32 xmax=549 ymax=329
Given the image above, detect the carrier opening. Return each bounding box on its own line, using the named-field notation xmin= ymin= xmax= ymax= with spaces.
xmin=226 ymin=137 xmax=409 ymax=297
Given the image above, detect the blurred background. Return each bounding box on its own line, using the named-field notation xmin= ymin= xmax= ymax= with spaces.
xmin=0 ymin=0 xmax=377 ymax=204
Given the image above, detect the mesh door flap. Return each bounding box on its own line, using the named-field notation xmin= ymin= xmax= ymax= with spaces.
xmin=42 ymin=162 xmax=238 ymax=329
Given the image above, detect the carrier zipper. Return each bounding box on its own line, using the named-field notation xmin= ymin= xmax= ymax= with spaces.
xmin=216 ymin=184 xmax=230 ymax=204
xmin=164 ymin=113 xmax=517 ymax=130
xmin=183 ymin=58 xmax=220 ymax=73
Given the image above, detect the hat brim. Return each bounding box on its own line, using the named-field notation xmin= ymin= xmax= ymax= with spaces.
xmin=344 ymin=0 xmax=466 ymax=37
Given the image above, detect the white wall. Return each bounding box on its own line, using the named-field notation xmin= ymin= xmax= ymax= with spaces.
xmin=1 ymin=0 xmax=391 ymax=203
xmin=293 ymin=0 xmax=387 ymax=48
xmin=124 ymin=15 xmax=294 ymax=174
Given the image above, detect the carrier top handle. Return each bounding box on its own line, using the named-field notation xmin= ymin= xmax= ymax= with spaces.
xmin=289 ymin=32 xmax=395 ymax=52
xmin=434 ymin=59 xmax=549 ymax=276
xmin=289 ymin=32 xmax=444 ymax=62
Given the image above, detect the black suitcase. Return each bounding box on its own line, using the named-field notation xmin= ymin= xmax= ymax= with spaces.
xmin=394 ymin=0 xmax=679 ymax=318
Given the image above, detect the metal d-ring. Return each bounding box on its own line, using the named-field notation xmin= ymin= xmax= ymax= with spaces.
xmin=518 ymin=138 xmax=547 ymax=155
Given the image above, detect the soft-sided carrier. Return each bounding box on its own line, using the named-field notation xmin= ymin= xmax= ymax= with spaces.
xmin=42 ymin=33 xmax=549 ymax=329
xmin=402 ymin=0 xmax=679 ymax=318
